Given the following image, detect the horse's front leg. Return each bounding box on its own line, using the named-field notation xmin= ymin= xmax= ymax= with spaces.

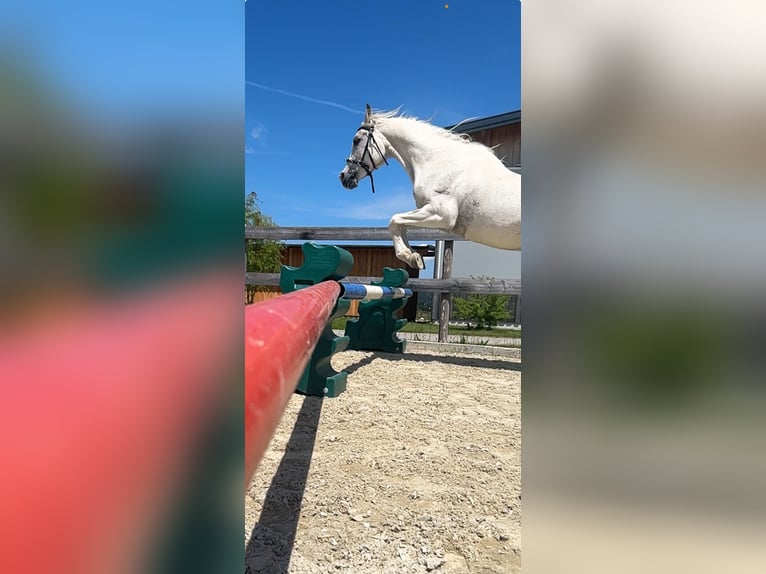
xmin=388 ymin=202 xmax=456 ymax=269
xmin=388 ymin=223 xmax=422 ymax=269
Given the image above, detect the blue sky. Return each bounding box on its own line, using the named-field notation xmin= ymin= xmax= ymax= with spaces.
xmin=1 ymin=1 xmax=243 ymax=124
xmin=4 ymin=0 xmax=519 ymax=256
xmin=246 ymin=0 xmax=521 ymax=230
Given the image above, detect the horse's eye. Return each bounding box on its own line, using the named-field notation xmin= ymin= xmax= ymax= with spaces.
xmin=353 ymin=137 xmax=361 ymax=145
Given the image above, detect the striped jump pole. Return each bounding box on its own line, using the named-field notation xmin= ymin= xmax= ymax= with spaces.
xmin=339 ymin=283 xmax=413 ymax=301
xmin=245 ymin=280 xmax=341 ymax=485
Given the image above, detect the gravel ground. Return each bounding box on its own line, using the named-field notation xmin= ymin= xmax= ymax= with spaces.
xmin=246 ymin=347 xmax=521 ymax=574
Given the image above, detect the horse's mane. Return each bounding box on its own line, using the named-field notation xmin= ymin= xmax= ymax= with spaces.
xmin=371 ymin=109 xmax=474 ymax=144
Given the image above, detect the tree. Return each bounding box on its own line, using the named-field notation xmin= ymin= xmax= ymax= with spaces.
xmin=245 ymin=192 xmax=283 ymax=304
xmin=452 ymin=276 xmax=511 ymax=329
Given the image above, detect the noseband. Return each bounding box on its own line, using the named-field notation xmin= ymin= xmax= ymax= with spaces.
xmin=345 ymin=123 xmax=389 ymax=193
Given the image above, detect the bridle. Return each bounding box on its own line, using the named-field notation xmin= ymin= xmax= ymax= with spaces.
xmin=344 ymin=123 xmax=389 ymax=193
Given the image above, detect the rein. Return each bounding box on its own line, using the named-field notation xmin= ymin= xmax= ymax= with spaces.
xmin=345 ymin=123 xmax=389 ymax=193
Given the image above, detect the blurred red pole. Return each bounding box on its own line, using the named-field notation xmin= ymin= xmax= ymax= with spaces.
xmin=245 ymin=280 xmax=340 ymax=486
xmin=0 ymin=271 xmax=239 ymax=574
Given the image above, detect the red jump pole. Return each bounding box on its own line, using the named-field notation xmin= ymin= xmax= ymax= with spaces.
xmin=0 ymin=272 xmax=239 ymax=574
xmin=245 ymin=280 xmax=341 ymax=486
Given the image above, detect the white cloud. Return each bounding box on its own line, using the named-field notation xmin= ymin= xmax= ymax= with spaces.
xmin=250 ymin=123 xmax=267 ymax=140
xmin=246 ymin=81 xmax=360 ymax=115
xmin=245 ymin=146 xmax=255 ymax=155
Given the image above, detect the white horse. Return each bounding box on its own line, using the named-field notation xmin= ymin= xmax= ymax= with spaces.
xmin=339 ymin=104 xmax=521 ymax=269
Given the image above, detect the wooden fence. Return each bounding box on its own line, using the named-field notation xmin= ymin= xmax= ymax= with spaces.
xmin=246 ymin=226 xmax=521 ymax=342
xmin=245 ymin=226 xmax=464 ymax=242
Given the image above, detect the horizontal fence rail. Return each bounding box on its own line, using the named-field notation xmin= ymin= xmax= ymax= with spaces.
xmin=246 ymin=273 xmax=520 ymax=296
xmin=245 ymin=226 xmax=465 ymax=242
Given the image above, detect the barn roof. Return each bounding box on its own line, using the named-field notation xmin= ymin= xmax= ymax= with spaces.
xmin=445 ymin=110 xmax=521 ymax=133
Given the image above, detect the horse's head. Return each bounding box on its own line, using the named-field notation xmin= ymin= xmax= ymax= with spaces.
xmin=339 ymin=104 xmax=389 ymax=192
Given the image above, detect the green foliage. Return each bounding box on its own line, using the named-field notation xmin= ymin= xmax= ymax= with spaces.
xmin=245 ymin=192 xmax=283 ymax=303
xmin=452 ymin=277 xmax=511 ymax=329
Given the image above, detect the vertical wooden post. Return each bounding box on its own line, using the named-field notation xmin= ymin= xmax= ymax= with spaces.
xmin=432 ymin=240 xmax=445 ymax=322
xmin=438 ymin=241 xmax=453 ymax=342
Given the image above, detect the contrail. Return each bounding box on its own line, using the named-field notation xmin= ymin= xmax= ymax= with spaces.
xmin=246 ymin=81 xmax=361 ymax=114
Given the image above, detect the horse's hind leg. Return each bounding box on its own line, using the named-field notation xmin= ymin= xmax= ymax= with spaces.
xmin=389 ymin=202 xmax=456 ymax=269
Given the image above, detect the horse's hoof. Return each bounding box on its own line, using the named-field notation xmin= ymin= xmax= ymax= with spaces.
xmin=412 ymin=253 xmax=425 ymax=270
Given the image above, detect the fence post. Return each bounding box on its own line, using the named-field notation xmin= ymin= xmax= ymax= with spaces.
xmin=438 ymin=240 xmax=453 ymax=343
xmin=432 ymin=240 xmax=444 ymax=322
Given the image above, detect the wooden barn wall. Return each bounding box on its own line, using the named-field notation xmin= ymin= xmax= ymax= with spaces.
xmin=282 ymin=246 xmax=422 ymax=279
xmin=467 ymin=122 xmax=521 ymax=169
xmin=251 ymin=245 xmax=423 ymax=319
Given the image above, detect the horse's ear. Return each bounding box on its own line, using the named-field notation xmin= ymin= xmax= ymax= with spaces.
xmin=365 ymin=104 xmax=372 ymax=122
